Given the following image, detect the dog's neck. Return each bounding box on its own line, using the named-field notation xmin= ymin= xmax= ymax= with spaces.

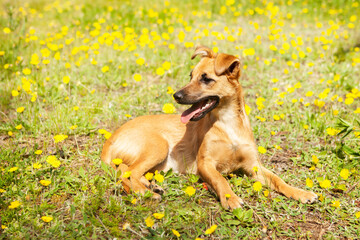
xmin=209 ymin=84 xmax=253 ymax=144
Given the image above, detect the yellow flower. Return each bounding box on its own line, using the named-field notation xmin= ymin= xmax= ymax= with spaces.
xmin=63 ymin=76 xmax=70 ymax=84
xmin=153 ymin=213 xmax=165 ymax=219
xmin=40 ymin=180 xmax=51 ymax=186
xmin=22 ymin=68 xmax=31 ymax=75
xmin=133 ymin=73 xmax=142 ymax=82
xmin=253 ymin=181 xmax=262 ymax=192
xmin=344 ymin=98 xmax=354 ymax=105
xmin=162 ymin=61 xmax=171 ymax=70
xmin=331 ymin=200 xmax=340 ymax=208
xmin=41 ymin=216 xmax=53 ymax=223
xmin=326 ymin=128 xmax=339 ymax=136
xmin=15 ymin=124 xmax=23 ymax=130
xmin=172 ymin=229 xmax=181 ymax=237
xmin=16 ymin=107 xmax=25 ymax=113
xmin=8 ymin=131 xmax=13 ymax=136
xmin=112 ymin=158 xmax=123 ymax=165
xmin=131 ymin=198 xmax=137 ymax=204
xmin=70 ymin=125 xmax=78 ymax=130
xmin=136 ymin=58 xmax=145 ymax=66
xmin=0 ymin=189 xmax=6 ymax=193
xmin=184 ymin=186 xmax=196 ymax=196
xmin=154 ymin=172 xmax=164 ymax=183
xmin=8 ymin=167 xmax=18 ymax=172
xmin=312 ymin=155 xmax=319 ymax=164
xmin=340 ymin=169 xmax=350 ymax=180
xmin=273 ymin=115 xmax=280 ymax=120
xmin=243 ymin=48 xmax=255 ymax=56
xmin=205 ymin=224 xmax=217 ymax=235
xmin=306 ymin=178 xmax=313 ymax=188
xmin=156 ymin=67 xmax=165 ymax=76
xmin=167 ymin=86 xmax=174 ymax=94
xmin=145 ymin=172 xmax=154 ymax=180
xmin=245 ymin=104 xmax=251 ymax=115
xmin=53 ymin=134 xmax=68 ymax=143
xmin=258 ymin=146 xmax=266 ymax=154
xmin=35 ymin=150 xmax=43 ymax=155
xmin=162 ymin=103 xmax=176 ymax=114
xmin=263 ymin=190 xmax=269 ymax=197
xmin=33 ymin=163 xmax=42 ymax=169
xmin=356 ymin=212 xmax=360 ymax=219
xmin=46 ymin=155 xmax=61 ymax=168
xmin=303 ymin=124 xmax=309 ymax=129
xmin=319 ymin=179 xmax=331 ymax=189
xmin=8 ymin=200 xmax=21 ymax=209
xmin=12 ymin=90 xmax=19 ymax=97
xmin=122 ymin=171 xmax=131 ymax=178
xmin=101 ymin=65 xmax=109 ymax=73
xmin=3 ymin=27 xmax=11 ymax=34
xmin=225 ymin=194 xmax=231 ymax=199
xmin=145 ymin=216 xmax=154 ymax=227
xmin=252 ymin=166 xmax=258 ymax=172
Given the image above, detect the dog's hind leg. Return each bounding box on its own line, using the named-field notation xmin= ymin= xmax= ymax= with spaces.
xmin=244 ymin=160 xmax=318 ymax=204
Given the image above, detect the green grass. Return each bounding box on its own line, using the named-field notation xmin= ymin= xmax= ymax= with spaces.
xmin=1 ymin=0 xmax=360 ymax=239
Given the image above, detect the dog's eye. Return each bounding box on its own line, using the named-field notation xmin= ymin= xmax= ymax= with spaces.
xmin=200 ymin=73 xmax=214 ymax=84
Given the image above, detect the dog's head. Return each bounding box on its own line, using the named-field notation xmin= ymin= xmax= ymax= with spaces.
xmin=173 ymin=46 xmax=241 ymax=124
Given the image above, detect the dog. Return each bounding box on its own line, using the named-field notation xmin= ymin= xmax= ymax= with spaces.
xmin=101 ymin=46 xmax=318 ymax=209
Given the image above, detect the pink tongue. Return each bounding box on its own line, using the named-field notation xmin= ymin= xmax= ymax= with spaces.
xmin=180 ymin=106 xmax=202 ymax=124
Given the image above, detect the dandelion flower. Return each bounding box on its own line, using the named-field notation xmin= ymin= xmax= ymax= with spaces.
xmin=153 ymin=213 xmax=165 ymax=219
xmin=162 ymin=103 xmax=176 ymax=114
xmin=136 ymin=58 xmax=145 ymax=66
xmin=184 ymin=186 xmax=196 ymax=196
xmin=306 ymin=178 xmax=313 ymax=188
xmin=156 ymin=67 xmax=165 ymax=76
xmin=172 ymin=229 xmax=181 ymax=237
xmin=133 ymin=73 xmax=142 ymax=82
xmin=253 ymin=181 xmax=262 ymax=192
xmin=8 ymin=167 xmax=18 ymax=172
xmin=145 ymin=172 xmax=153 ymax=180
xmin=340 ymin=169 xmax=350 ymax=180
xmin=16 ymin=107 xmax=25 ymax=113
xmin=41 ymin=216 xmax=53 ymax=223
xmin=35 ymin=150 xmax=43 ymax=155
xmin=53 ymin=134 xmax=68 ymax=143
xmin=33 ymin=163 xmax=42 ymax=169
xmin=8 ymin=201 xmax=21 ymax=209
xmin=205 ymin=224 xmax=217 ymax=235
xmin=154 ymin=172 xmax=164 ymax=183
xmin=112 ymin=158 xmax=123 ymax=166
xmin=40 ymin=180 xmax=51 ymax=186
xmin=258 ymin=146 xmax=266 ymax=154
xmin=145 ymin=216 xmax=154 ymax=227
xmin=319 ymin=179 xmax=331 ymax=189
xmin=122 ymin=171 xmax=131 ymax=178
xmin=331 ymin=200 xmax=340 ymax=208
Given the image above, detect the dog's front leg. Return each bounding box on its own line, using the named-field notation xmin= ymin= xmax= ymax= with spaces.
xmin=197 ymin=159 xmax=243 ymax=210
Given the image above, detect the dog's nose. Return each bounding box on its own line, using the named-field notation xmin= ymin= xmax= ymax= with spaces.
xmin=173 ymin=91 xmax=184 ymax=101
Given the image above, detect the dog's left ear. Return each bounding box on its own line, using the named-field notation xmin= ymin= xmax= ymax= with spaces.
xmin=214 ymin=53 xmax=241 ymax=79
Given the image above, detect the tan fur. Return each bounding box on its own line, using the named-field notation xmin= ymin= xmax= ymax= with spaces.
xmin=101 ymin=47 xmax=317 ymax=209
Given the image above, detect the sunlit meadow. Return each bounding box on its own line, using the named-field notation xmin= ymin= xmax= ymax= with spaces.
xmin=1 ymin=0 xmax=359 ymax=239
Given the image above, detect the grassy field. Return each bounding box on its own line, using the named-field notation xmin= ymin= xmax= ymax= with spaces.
xmin=1 ymin=0 xmax=360 ymax=239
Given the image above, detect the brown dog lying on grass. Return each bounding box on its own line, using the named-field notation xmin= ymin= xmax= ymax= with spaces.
xmin=101 ymin=46 xmax=317 ymax=209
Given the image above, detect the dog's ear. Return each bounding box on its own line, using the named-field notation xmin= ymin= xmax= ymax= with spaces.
xmin=214 ymin=53 xmax=241 ymax=79
xmin=191 ymin=46 xmax=215 ymax=59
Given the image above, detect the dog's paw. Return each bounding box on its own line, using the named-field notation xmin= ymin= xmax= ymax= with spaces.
xmin=221 ymin=195 xmax=244 ymax=210
xmin=151 ymin=184 xmax=165 ymax=195
xmin=297 ymin=190 xmax=318 ymax=204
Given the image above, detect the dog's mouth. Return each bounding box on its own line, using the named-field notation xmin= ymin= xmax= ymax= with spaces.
xmin=180 ymin=96 xmax=219 ymax=124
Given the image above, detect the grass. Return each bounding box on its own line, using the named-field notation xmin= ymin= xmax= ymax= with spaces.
xmin=1 ymin=0 xmax=360 ymax=239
